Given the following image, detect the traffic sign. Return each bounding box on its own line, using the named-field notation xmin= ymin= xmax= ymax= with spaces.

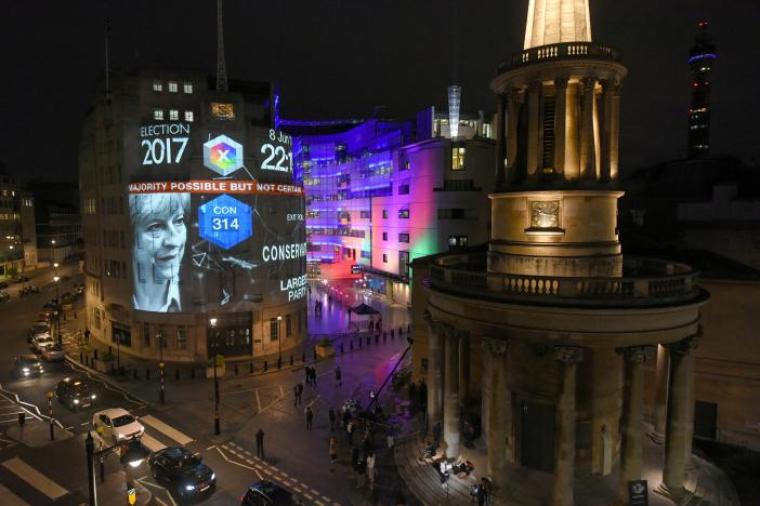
xmin=198 ymin=194 xmax=253 ymax=249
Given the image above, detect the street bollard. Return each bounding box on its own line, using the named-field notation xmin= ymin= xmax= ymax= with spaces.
xmin=47 ymin=391 xmax=54 ymax=441
xmin=146 ymin=369 xmax=150 ymax=381
xmin=302 ymin=352 xmax=306 ymax=363
xmin=234 ymin=364 xmax=239 ymax=376
xmin=191 ymin=367 xmax=196 ymax=379
xmin=391 ymin=329 xmax=395 ymax=339
xmin=99 ymin=456 xmax=105 ymax=483
xmin=313 ymin=348 xmax=317 ymax=360
xmin=277 ymin=357 xmax=282 ymax=369
xmin=399 ymin=326 xmax=404 ymax=335
xmin=264 ymin=360 xmax=268 ymax=372
xmin=133 ymin=369 xmax=138 ymax=380
xmin=367 ymin=336 xmax=371 ymax=346
xmin=249 ymin=363 xmax=254 ymax=374
xmin=375 ymin=334 xmax=379 ymax=344
xmin=290 ymin=355 xmax=294 ymax=366
xmin=175 ymin=369 xmax=180 ymax=380
xmin=350 ymin=340 xmax=354 ymax=351
xmin=80 ymin=352 xmax=83 ymax=363
xmin=17 ymin=412 xmax=25 ymax=427
xmin=340 ymin=342 xmax=344 ymax=354
xmin=383 ymin=333 xmax=387 ymax=343
xmin=359 ymin=338 xmax=362 ymax=349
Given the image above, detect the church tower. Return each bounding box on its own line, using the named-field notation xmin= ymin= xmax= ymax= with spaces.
xmin=491 ymin=0 xmax=626 ymax=279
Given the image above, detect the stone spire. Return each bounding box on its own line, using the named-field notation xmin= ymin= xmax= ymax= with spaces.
xmin=524 ymin=0 xmax=592 ymax=49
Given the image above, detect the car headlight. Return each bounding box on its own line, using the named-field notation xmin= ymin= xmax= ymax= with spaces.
xmin=73 ymin=399 xmax=79 ymax=404
xmin=185 ymin=484 xmax=196 ymax=491
xmin=39 ymin=368 xmax=44 ymax=373
xmin=211 ymin=473 xmax=216 ymax=481
xmin=22 ymin=367 xmax=29 ymax=373
xmin=116 ymin=433 xmax=125 ymax=440
xmin=91 ymin=394 xmax=96 ymax=400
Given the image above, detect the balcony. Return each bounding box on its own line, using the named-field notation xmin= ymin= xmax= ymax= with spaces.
xmin=428 ymin=253 xmax=703 ymax=308
xmin=497 ymin=42 xmax=623 ymax=73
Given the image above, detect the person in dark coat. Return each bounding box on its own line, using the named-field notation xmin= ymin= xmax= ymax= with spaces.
xmin=255 ymin=428 xmax=265 ymax=458
xmin=305 ymin=406 xmax=314 ymax=431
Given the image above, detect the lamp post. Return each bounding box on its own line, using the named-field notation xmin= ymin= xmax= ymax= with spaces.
xmin=85 ymin=432 xmax=149 ymax=506
xmin=158 ymin=331 xmax=165 ymax=403
xmin=51 ymin=239 xmax=56 ymax=265
xmin=53 ymin=275 xmax=61 ymax=345
xmin=213 ymin=354 xmax=220 ymax=435
xmin=47 ymin=391 xmax=54 ymax=441
xmin=277 ymin=315 xmax=283 ymax=365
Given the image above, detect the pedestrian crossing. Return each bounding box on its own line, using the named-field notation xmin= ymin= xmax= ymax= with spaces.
xmin=0 ymin=414 xmax=192 ymax=505
xmin=0 ymin=399 xmax=39 ymax=426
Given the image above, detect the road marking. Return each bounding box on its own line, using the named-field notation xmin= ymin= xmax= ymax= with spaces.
xmin=1 ymin=457 xmax=68 ymax=500
xmin=214 ymin=447 xmax=263 ymax=480
xmin=255 ymin=390 xmax=262 ymax=413
xmin=137 ymin=477 xmax=177 ymax=506
xmin=206 ymin=445 xmax=216 ymax=451
xmin=0 ymin=483 xmax=30 ymax=506
xmin=141 ymin=433 xmax=166 ymax=452
xmin=140 ymin=415 xmax=193 ymax=445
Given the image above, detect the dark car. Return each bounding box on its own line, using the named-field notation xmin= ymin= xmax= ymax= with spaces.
xmin=12 ymin=355 xmax=44 ymax=378
xmin=56 ymin=377 xmax=96 ymax=410
xmin=241 ymin=481 xmax=302 ymax=506
xmin=149 ymin=447 xmax=216 ymax=500
xmin=0 ymin=281 xmax=8 ymax=289
xmin=11 ymin=275 xmax=29 ymax=283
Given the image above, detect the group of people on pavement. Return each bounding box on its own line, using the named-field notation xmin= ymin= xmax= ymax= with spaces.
xmin=305 ymin=365 xmax=318 ymax=386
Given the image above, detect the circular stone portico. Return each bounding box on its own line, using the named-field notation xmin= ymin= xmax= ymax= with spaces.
xmin=423 ymin=253 xmax=708 ymax=505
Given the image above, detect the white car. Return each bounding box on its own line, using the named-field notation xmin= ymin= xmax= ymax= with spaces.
xmin=32 ymin=335 xmax=55 ymax=353
xmin=41 ymin=344 xmax=66 ymax=361
xmin=92 ymin=408 xmax=145 ymax=445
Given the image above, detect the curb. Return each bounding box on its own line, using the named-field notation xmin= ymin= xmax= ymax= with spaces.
xmin=64 ymin=355 xmax=152 ymax=408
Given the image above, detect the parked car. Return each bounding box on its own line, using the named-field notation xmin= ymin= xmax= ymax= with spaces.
xmin=0 ymin=291 xmax=10 ymax=302
xmin=92 ymin=408 xmax=144 ymax=445
xmin=28 ymin=322 xmax=50 ymax=341
xmin=11 ymin=275 xmax=29 ymax=283
xmin=41 ymin=344 xmax=65 ymax=361
xmin=56 ymin=376 xmax=96 ymax=410
xmin=32 ymin=335 xmax=55 ymax=353
xmin=0 ymin=281 xmax=8 ymax=289
xmin=42 ymin=301 xmax=59 ymax=311
xmin=240 ymin=481 xmax=303 ymax=506
xmin=12 ymin=355 xmax=44 ymax=378
xmin=149 ymin=447 xmax=216 ymax=499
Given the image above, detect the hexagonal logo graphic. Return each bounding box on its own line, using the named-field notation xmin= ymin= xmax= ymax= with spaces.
xmin=203 ymin=134 xmax=243 ymax=176
xmin=198 ymin=194 xmax=253 ymax=249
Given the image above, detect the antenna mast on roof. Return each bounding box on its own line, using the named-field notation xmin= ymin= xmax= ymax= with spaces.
xmin=216 ymin=0 xmax=228 ymax=92
xmin=104 ymin=12 xmax=111 ymax=99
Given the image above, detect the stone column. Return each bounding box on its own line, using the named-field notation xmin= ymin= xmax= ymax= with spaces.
xmin=579 ymin=78 xmax=596 ymax=180
xmin=443 ymin=325 xmax=462 ymax=460
xmin=599 ymin=80 xmax=612 ymax=182
xmin=481 ymin=338 xmax=493 ymax=439
xmin=506 ymin=88 xmax=521 ymax=183
xmin=608 ymin=82 xmax=622 ymax=179
xmin=553 ymin=77 xmax=569 ymax=176
xmin=484 ymin=338 xmax=510 ymax=497
xmin=424 ymin=311 xmax=443 ymax=425
xmin=526 ymin=81 xmax=541 ymax=178
xmin=662 ymin=336 xmax=698 ymax=497
xmin=618 ymin=346 xmax=650 ymax=502
xmin=495 ymin=93 xmax=507 ymax=186
xmin=553 ymin=346 xmax=584 ymax=506
xmin=458 ymin=334 xmax=470 ymax=410
xmin=653 ymin=344 xmax=670 ymax=438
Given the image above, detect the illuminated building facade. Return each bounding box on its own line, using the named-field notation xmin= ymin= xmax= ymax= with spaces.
xmin=291 ymin=107 xmax=495 ymax=305
xmin=0 ymin=171 xmax=36 ymax=277
xmin=411 ymin=1 xmax=710 ymax=504
xmin=80 ymin=68 xmax=307 ymax=363
xmin=687 ymin=21 xmax=717 ymax=159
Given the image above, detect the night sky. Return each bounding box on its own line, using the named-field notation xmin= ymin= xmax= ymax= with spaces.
xmin=1 ymin=0 xmax=758 ymax=183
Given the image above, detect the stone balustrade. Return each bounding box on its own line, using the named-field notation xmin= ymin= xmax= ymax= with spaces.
xmin=429 ymin=254 xmax=700 ymax=307
xmin=497 ymin=42 xmax=623 ymax=73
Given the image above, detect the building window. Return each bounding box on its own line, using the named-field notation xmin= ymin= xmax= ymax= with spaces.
xmin=269 ymin=318 xmax=279 ymax=341
xmin=382 ymin=232 xmax=388 ymax=241
xmin=399 ymin=184 xmax=410 ymax=195
xmin=286 ymin=315 xmax=292 ymax=337
xmin=176 ymin=327 xmax=187 ymax=350
xmin=169 ymin=109 xmax=179 ymax=121
xmin=401 ymin=160 xmax=410 ymax=171
xmin=399 ymin=209 xmax=410 ymax=219
xmin=448 ymin=235 xmax=469 ymax=248
xmin=184 ymin=110 xmax=194 ymax=122
xmin=438 ymin=208 xmax=466 ymax=219
xmin=360 ymin=210 xmax=371 ymax=219
xmin=183 ymin=82 xmax=193 ymax=94
xmin=399 ymin=233 xmax=410 ymax=243
xmin=152 ymin=81 xmax=163 ymax=92
xmin=153 ymin=109 xmax=164 ymax=121
xmin=382 ymin=210 xmax=388 ymax=219
xmin=382 ymin=254 xmax=388 ymax=263
xmin=452 ymin=147 xmax=466 ymax=170
xmin=143 ymin=323 xmax=151 ymax=347
xmin=168 ymin=81 xmax=178 ymax=93
xmin=361 ymin=250 xmax=371 ymax=259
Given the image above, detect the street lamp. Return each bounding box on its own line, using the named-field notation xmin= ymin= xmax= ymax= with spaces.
xmin=209 ymin=317 xmax=221 ymax=435
xmin=85 ymin=432 xmax=149 ymax=506
xmin=276 ymin=315 xmax=283 ymax=364
xmin=53 ymin=275 xmax=61 ymax=345
xmin=157 ymin=331 xmax=165 ymax=403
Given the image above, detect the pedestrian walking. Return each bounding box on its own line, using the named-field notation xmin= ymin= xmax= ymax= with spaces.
xmin=305 ymin=367 xmax=311 ymax=386
xmin=311 ymin=367 xmax=318 ymax=387
xmin=355 ymin=452 xmax=366 ymax=489
xmin=347 ymin=420 xmax=354 ymax=445
xmin=418 ymin=379 xmax=428 ymax=409
xmin=329 ymin=436 xmax=338 ymax=466
xmin=408 ymin=381 xmax=417 ymax=411
xmin=255 ymin=428 xmax=265 ymax=459
xmin=335 ymin=366 xmax=342 ymax=387
xmin=328 ymin=407 xmax=336 ymax=431
xmin=305 ymin=406 xmax=314 ymax=431
xmin=478 ymin=477 xmax=492 ymax=505
xmin=366 ymin=451 xmax=376 ymax=491
xmin=293 ymin=385 xmax=299 ymax=406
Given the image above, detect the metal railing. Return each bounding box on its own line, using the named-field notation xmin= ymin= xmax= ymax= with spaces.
xmin=429 ymin=254 xmax=701 ymax=308
xmin=498 ymin=42 xmax=623 ymax=73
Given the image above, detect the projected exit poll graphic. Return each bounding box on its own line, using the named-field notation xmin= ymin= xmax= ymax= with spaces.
xmin=203 ymin=134 xmax=243 ymax=176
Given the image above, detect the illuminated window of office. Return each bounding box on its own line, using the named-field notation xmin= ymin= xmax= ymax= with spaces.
xmin=184 ymin=110 xmax=194 ymax=122
xmin=169 ymin=109 xmax=179 ymax=121
xmin=183 ymin=82 xmax=193 ymax=94
xmin=168 ymin=81 xmax=178 ymax=93
xmin=176 ymin=327 xmax=187 ymax=350
xmin=399 ymin=209 xmax=410 ymax=219
xmin=452 ymin=147 xmax=466 ymax=170
xmin=152 ymin=81 xmax=163 ymax=92
xmin=269 ymin=318 xmax=278 ymax=341
xmin=399 ymin=233 xmax=410 ymax=243
xmin=153 ymin=109 xmax=164 ymax=121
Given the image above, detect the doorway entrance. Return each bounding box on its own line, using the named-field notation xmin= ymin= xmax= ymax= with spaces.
xmin=694 ymin=400 xmax=718 ymax=440
xmin=520 ymin=400 xmax=555 ymax=472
